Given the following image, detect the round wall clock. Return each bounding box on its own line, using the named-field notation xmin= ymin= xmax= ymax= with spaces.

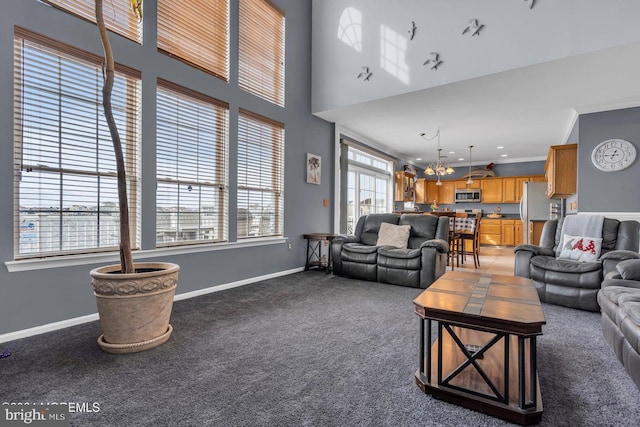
xmin=591 ymin=139 xmax=636 ymax=172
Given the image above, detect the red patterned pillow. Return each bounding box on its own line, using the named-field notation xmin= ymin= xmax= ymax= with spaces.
xmin=558 ymin=234 xmax=602 ymax=262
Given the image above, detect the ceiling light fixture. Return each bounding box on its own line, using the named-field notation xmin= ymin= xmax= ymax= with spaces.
xmin=466 ymin=145 xmax=474 ymax=185
xmin=420 ymin=129 xmax=454 ymax=186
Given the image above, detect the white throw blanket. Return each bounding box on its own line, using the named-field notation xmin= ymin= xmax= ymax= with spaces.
xmin=556 ymin=214 xmax=605 ymax=257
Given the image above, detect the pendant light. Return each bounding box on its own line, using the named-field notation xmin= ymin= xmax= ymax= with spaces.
xmin=466 ymin=145 xmax=474 ymax=185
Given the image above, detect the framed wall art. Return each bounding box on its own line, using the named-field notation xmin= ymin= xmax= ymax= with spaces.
xmin=306 ymin=153 xmax=321 ymax=185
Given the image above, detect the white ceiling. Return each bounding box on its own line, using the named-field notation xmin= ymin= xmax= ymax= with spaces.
xmin=314 ymin=40 xmax=640 ymax=168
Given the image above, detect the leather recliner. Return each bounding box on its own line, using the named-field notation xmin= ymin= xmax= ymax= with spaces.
xmin=514 ymin=217 xmax=640 ymax=311
xmin=598 ymin=259 xmax=640 ymax=389
xmin=331 ymin=213 xmax=449 ymax=288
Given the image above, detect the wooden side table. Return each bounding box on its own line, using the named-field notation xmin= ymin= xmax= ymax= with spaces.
xmin=303 ymin=233 xmax=336 ymax=273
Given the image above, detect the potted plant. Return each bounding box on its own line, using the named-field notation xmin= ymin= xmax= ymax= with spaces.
xmin=90 ymin=0 xmax=179 ymax=353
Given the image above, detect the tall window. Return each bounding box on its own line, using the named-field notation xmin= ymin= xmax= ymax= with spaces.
xmin=239 ymin=0 xmax=285 ymax=106
xmin=13 ymin=28 xmax=141 ymax=259
xmin=41 ymin=0 xmax=142 ymax=43
xmin=345 ymin=147 xmax=392 ymax=235
xmin=156 ymin=80 xmax=229 ymax=246
xmin=158 ymin=0 xmax=230 ymax=80
xmin=237 ymin=110 xmax=284 ymax=238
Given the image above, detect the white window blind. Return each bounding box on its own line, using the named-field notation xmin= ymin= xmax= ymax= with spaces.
xmin=41 ymin=0 xmax=142 ymax=43
xmin=158 ymin=0 xmax=230 ymax=81
xmin=13 ymin=28 xmax=141 ymax=259
xmin=237 ymin=109 xmax=284 ymax=238
xmin=156 ymin=79 xmax=229 ymax=246
xmin=239 ymin=0 xmax=285 ymax=106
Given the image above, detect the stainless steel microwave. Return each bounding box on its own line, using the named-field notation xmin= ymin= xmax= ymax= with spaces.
xmin=454 ymin=189 xmax=482 ymax=203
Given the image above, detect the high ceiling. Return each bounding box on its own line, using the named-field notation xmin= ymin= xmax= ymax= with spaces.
xmin=314 ymin=40 xmax=640 ymax=168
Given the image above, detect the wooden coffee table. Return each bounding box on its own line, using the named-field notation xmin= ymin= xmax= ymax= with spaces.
xmin=414 ymin=271 xmax=546 ymax=425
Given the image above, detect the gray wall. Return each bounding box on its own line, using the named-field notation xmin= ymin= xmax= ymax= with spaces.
xmin=577 ymin=107 xmax=640 ymax=212
xmin=0 ymin=0 xmax=333 ymax=335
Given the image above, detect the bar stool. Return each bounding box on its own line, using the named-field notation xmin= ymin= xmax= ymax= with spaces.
xmin=448 ymin=214 xmax=466 ymax=270
xmin=458 ymin=216 xmax=481 ymax=268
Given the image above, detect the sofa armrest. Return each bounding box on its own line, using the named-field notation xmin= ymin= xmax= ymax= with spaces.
xmin=514 ymin=244 xmax=555 ymax=257
xmin=331 ymin=235 xmax=360 ymax=275
xmin=600 ymin=250 xmax=640 ymax=277
xmin=513 ymin=245 xmax=555 ymax=279
xmin=419 ymin=238 xmax=448 ymax=254
xmin=602 ymin=270 xmax=640 ymax=290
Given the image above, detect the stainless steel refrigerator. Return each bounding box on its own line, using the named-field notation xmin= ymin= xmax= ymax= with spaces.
xmin=519 ymin=182 xmax=563 ymax=244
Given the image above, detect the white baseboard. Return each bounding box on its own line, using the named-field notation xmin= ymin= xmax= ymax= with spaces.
xmin=0 ymin=267 xmax=305 ymax=344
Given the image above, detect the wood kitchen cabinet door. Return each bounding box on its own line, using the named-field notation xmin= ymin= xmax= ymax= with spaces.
xmin=438 ymin=180 xmax=455 ymax=204
xmin=502 ymin=178 xmax=518 ymax=203
xmin=481 ymin=178 xmax=503 ymax=203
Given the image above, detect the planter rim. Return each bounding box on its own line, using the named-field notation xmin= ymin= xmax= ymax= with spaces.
xmin=90 ymin=262 xmax=179 ymax=279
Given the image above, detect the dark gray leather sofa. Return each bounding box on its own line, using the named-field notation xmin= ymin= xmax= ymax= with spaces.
xmin=514 ymin=217 xmax=640 ymax=311
xmin=598 ymin=259 xmax=640 ymax=389
xmin=331 ymin=213 xmax=449 ymax=288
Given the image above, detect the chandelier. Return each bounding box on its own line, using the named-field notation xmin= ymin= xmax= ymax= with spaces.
xmin=420 ymin=129 xmax=454 ymax=186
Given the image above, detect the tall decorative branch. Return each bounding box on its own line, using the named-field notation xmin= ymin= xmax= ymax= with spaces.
xmin=95 ymin=0 xmax=140 ymax=274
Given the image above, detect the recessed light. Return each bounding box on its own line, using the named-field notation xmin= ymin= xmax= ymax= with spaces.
xmin=458 ymin=158 xmax=464 ymax=161
xmin=497 ymin=146 xmax=504 ymax=149
xmin=416 ymin=158 xmax=422 ymax=161
xmin=449 ymin=151 xmax=455 ymax=154
xmin=500 ymin=154 xmax=508 ymax=157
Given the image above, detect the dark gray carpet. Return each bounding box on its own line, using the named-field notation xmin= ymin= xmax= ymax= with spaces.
xmin=1 ymin=272 xmax=639 ymax=426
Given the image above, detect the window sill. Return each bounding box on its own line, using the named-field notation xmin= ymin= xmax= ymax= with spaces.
xmin=4 ymin=237 xmax=288 ymax=273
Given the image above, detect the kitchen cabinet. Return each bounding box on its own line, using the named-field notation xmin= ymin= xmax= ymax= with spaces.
xmin=545 ymin=144 xmax=577 ymax=198
xmin=416 ymin=179 xmax=440 ymax=204
xmin=512 ymin=176 xmax=546 ymax=203
xmin=501 ymin=219 xmax=516 ymax=245
xmin=438 ymin=180 xmax=456 ymax=204
xmin=502 ymin=178 xmax=518 ymax=203
xmin=514 ymin=220 xmax=523 ymax=246
xmin=414 ymin=178 xmax=430 ymax=204
xmin=478 ymin=218 xmax=523 ymax=246
xmin=481 ymin=178 xmax=503 ymax=203
xmin=530 ymin=220 xmax=546 ymax=246
xmin=455 ymin=179 xmax=481 ymax=189
xmin=415 ymin=178 xmax=426 ymax=204
xmin=479 ymin=220 xmax=501 ymax=246
xmin=417 ymin=175 xmax=547 ymax=206
xmin=394 ymin=171 xmax=415 ymax=202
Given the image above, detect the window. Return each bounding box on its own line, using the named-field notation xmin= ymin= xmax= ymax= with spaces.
xmin=344 ymin=147 xmax=392 ymax=235
xmin=156 ymin=80 xmax=229 ymax=246
xmin=239 ymin=0 xmax=285 ymax=106
xmin=13 ymin=28 xmax=141 ymax=259
xmin=237 ymin=110 xmax=284 ymax=238
xmin=158 ymin=0 xmax=230 ymax=80
xmin=41 ymin=0 xmax=142 ymax=43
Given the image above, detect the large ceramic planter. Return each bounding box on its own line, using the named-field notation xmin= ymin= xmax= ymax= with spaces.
xmin=90 ymin=262 xmax=179 ymax=354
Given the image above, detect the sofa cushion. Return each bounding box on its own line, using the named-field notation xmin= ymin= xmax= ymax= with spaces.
xmin=342 ymin=243 xmax=378 ymax=264
xmin=531 ymin=256 xmax=601 ymax=273
xmin=617 ymin=259 xmax=640 ymax=281
xmin=360 ymin=214 xmax=399 ymax=246
xmin=377 ymin=250 xmax=422 ymax=270
xmin=378 ymin=246 xmax=421 ymax=259
xmin=620 ymin=292 xmax=640 ymax=326
xmin=399 ymin=214 xmax=439 ymax=248
xmin=601 ymin=218 xmax=620 ymax=251
xmin=558 ymin=234 xmax=602 ymax=262
xmin=376 ymin=223 xmax=411 ymax=249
